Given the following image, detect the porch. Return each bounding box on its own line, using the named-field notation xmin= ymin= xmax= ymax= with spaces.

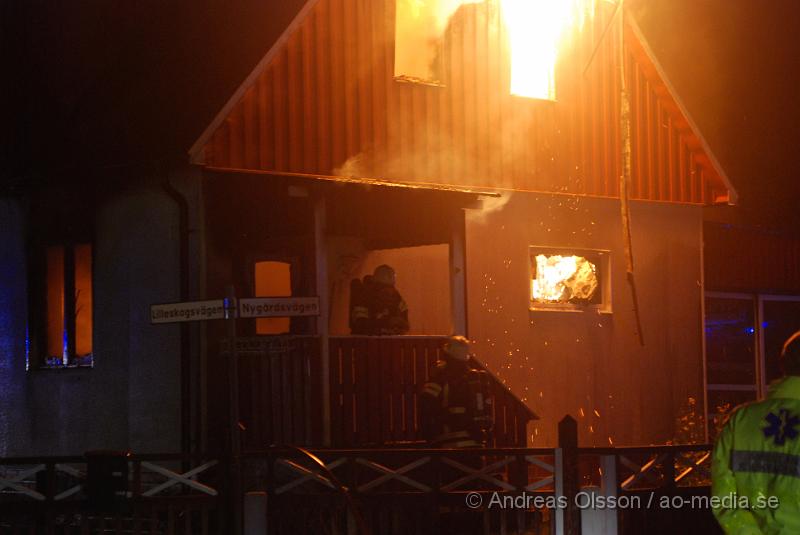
xmin=201 ymin=170 xmax=522 ymax=452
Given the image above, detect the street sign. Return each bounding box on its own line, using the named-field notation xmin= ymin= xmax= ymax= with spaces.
xmin=238 ymin=297 xmax=320 ymax=318
xmin=150 ymin=296 xmax=320 ymax=324
xmin=150 ymin=299 xmax=230 ymax=324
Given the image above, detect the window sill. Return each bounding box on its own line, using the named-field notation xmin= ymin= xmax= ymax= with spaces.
xmin=529 ymin=304 xmax=612 ymax=315
xmin=33 ymin=356 xmax=94 ymax=371
xmin=394 ymin=75 xmax=446 ymax=88
xmin=33 ymin=364 xmax=94 ymax=372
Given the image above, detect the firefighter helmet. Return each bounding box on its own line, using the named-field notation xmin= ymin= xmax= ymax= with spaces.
xmin=373 ymin=264 xmax=396 ymax=286
xmin=444 ymin=336 xmax=470 ymax=361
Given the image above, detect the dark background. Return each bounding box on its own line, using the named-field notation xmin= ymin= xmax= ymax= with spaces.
xmin=2 ymin=0 xmax=798 ymax=230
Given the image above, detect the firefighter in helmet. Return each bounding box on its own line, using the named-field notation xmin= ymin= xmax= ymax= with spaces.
xmin=349 ymin=264 xmax=409 ymax=335
xmin=420 ymin=336 xmax=493 ymax=448
xmin=712 ymin=329 xmax=800 ymax=534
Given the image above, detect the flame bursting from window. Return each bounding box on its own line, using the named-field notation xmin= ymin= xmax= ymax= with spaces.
xmin=395 ymin=0 xmax=598 ymax=98
xmin=532 ymin=254 xmax=597 ymax=303
xmin=500 ymin=0 xmax=596 ymax=100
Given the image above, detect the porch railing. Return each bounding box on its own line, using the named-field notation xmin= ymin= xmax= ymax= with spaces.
xmin=236 ymin=335 xmax=323 ymax=448
xmin=233 ymin=335 xmax=536 ymax=449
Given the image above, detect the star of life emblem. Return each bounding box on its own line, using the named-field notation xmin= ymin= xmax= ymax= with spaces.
xmin=763 ymin=409 xmax=800 ymax=446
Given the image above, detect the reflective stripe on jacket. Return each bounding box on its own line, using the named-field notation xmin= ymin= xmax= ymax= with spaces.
xmin=712 ymin=376 xmax=800 ymax=534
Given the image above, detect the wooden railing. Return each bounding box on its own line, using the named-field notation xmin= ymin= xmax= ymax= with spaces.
xmin=0 ymin=439 xmax=716 ymax=535
xmin=245 ymin=446 xmax=558 ymax=535
xmin=235 ymin=335 xmax=536 ymax=450
xmin=236 ymin=336 xmax=323 ymax=449
xmin=329 ymin=336 xmax=439 ymax=447
xmin=0 ymin=453 xmax=222 ymax=534
xmin=243 ymin=440 xmax=715 ymax=535
xmin=329 ymin=335 xmax=537 ymax=447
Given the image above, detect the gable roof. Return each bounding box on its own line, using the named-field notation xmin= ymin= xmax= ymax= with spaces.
xmin=190 ymin=0 xmax=736 ymax=206
xmin=189 ymin=0 xmax=320 ymax=163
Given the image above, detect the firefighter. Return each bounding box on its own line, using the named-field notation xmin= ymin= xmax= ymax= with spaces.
xmin=712 ymin=329 xmax=800 ymax=534
xmin=349 ymin=264 xmax=409 ymax=335
xmin=420 ymin=336 xmax=493 ymax=448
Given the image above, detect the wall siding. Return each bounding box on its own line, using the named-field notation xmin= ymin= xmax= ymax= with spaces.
xmin=202 ymin=0 xmax=727 ymax=204
xmin=705 ymin=223 xmax=800 ymax=294
xmin=465 ymin=194 xmax=705 ymax=446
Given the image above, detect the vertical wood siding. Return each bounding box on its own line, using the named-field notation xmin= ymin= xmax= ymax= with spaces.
xmin=705 ymin=223 xmax=800 ymax=293
xmin=203 ymin=0 xmax=728 ymax=204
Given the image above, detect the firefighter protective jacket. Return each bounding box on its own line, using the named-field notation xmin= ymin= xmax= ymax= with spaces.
xmin=420 ymin=357 xmax=492 ymax=448
xmin=349 ymin=276 xmax=409 ymax=335
xmin=712 ymin=375 xmax=800 ymax=534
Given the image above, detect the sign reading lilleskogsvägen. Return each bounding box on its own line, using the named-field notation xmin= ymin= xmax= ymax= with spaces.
xmin=150 ymin=299 xmax=229 ymax=324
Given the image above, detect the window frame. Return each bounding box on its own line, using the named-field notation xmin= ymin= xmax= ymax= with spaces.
xmin=703 ymin=291 xmax=800 ymax=438
xmin=26 ymin=197 xmax=95 ymax=371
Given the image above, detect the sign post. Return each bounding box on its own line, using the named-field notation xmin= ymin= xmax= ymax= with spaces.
xmin=223 ymin=287 xmax=242 ymax=535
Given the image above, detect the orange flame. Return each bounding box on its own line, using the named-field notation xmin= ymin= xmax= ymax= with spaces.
xmin=500 ymin=0 xmax=596 ymax=100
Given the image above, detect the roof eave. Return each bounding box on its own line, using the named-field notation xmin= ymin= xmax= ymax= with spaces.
xmin=626 ymin=15 xmax=738 ymax=206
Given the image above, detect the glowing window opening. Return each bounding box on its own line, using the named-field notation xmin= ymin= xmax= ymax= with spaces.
xmin=530 ymin=247 xmax=610 ymax=312
xmin=43 ymin=243 xmax=94 ymax=368
xmin=394 ymin=0 xmax=597 ymax=100
xmin=254 ymin=261 xmax=292 ymax=335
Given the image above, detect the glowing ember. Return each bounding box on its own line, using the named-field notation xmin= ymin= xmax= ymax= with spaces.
xmin=531 ymin=254 xmax=598 ymax=303
xmin=500 ymin=0 xmax=596 ymax=100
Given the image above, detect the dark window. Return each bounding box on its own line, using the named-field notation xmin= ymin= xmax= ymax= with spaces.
xmin=704 ymin=295 xmax=757 ymax=439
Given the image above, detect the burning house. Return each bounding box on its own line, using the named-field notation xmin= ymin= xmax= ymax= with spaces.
xmin=0 ymin=0 xmax=737 ymax=461
xmin=187 ymin=0 xmax=736 ymax=449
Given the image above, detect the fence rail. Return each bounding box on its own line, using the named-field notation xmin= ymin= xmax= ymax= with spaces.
xmin=0 ymin=454 xmax=223 ymax=534
xmin=238 ymin=436 xmax=714 ymax=535
xmin=0 ymin=438 xmax=715 ymax=535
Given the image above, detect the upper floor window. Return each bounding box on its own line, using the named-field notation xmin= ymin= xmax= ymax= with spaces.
xmin=394 ymin=0 xmax=597 ymax=100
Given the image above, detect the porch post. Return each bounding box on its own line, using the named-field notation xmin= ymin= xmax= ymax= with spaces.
xmin=449 ymin=210 xmax=468 ymax=336
xmin=314 ymin=195 xmax=332 ymax=446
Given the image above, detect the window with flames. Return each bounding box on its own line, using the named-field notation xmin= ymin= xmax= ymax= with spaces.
xmin=394 ymin=0 xmax=597 ymax=101
xmin=530 ymin=248 xmax=610 ymax=311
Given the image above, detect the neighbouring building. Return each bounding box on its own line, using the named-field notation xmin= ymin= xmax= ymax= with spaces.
xmin=703 ymin=222 xmax=800 ymax=437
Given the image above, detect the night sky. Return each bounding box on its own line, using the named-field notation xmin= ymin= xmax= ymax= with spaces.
xmin=2 ymin=0 xmax=798 ymax=230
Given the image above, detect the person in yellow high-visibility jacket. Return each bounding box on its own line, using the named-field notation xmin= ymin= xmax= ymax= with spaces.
xmin=712 ymin=330 xmax=800 ymax=534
